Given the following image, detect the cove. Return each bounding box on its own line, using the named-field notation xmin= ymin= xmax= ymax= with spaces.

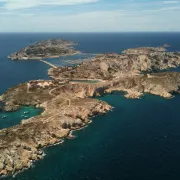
xmin=0 ymin=106 xmax=43 ymax=130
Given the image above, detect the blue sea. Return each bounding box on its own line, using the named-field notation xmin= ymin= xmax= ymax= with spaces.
xmin=1 ymin=33 xmax=180 ymax=180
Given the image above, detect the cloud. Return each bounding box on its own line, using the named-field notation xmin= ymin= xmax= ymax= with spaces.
xmin=0 ymin=0 xmax=180 ymax=32
xmin=0 ymin=9 xmax=179 ymax=32
xmin=0 ymin=0 xmax=99 ymax=10
xmin=163 ymin=1 xmax=179 ymax=4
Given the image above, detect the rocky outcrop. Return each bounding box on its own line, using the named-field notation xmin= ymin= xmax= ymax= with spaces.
xmin=122 ymin=47 xmax=166 ymax=55
xmin=48 ymin=47 xmax=180 ymax=80
xmin=2 ymin=46 xmax=180 ymax=177
xmin=0 ymin=96 xmax=111 ymax=176
xmin=8 ymin=39 xmax=81 ymax=60
xmin=105 ymin=72 xmax=180 ymax=99
xmin=0 ymin=80 xmax=111 ymax=176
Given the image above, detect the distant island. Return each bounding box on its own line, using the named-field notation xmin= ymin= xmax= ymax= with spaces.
xmin=8 ymin=39 xmax=81 ymax=60
xmin=1 ymin=40 xmax=180 ymax=177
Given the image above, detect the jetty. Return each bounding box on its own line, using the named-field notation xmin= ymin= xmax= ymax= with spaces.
xmin=39 ymin=60 xmax=57 ymax=68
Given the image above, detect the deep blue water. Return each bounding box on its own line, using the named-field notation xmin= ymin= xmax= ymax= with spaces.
xmin=1 ymin=33 xmax=180 ymax=180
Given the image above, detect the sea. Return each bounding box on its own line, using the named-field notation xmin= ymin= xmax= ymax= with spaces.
xmin=1 ymin=32 xmax=180 ymax=180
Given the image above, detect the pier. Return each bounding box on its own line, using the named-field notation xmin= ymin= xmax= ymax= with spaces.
xmin=39 ymin=59 xmax=57 ymax=68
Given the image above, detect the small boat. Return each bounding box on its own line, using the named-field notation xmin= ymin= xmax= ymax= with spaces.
xmin=2 ymin=116 xmax=7 ymax=119
xmin=24 ymin=111 xmax=29 ymax=114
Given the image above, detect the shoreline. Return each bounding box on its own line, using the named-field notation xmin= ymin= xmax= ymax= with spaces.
xmin=8 ymin=51 xmax=82 ymax=61
xmin=67 ymin=119 xmax=93 ymax=139
xmin=8 ymin=39 xmax=81 ymax=61
xmin=1 ymin=43 xmax=180 ymax=177
xmin=0 ymin=105 xmax=109 ymax=177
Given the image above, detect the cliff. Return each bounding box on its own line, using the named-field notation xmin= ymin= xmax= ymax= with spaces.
xmin=1 ymin=45 xmax=180 ymax=176
xmin=0 ymin=80 xmax=111 ymax=176
xmin=48 ymin=47 xmax=180 ymax=80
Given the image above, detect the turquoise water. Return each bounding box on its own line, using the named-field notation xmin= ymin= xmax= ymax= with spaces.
xmin=1 ymin=33 xmax=180 ymax=180
xmin=0 ymin=106 xmax=43 ymax=130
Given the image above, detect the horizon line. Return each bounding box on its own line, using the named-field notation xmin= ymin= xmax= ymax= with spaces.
xmin=0 ymin=31 xmax=180 ymax=33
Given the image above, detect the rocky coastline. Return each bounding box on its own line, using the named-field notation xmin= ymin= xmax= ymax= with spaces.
xmin=8 ymin=39 xmax=81 ymax=60
xmin=1 ymin=42 xmax=180 ymax=177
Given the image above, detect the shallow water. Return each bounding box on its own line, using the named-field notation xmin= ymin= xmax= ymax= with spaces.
xmin=0 ymin=106 xmax=43 ymax=130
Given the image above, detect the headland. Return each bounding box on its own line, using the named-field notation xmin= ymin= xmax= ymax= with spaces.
xmin=1 ymin=41 xmax=180 ymax=177
xmin=8 ymin=39 xmax=81 ymax=60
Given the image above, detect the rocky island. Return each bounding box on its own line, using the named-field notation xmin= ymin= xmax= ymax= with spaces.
xmin=1 ymin=41 xmax=180 ymax=177
xmin=8 ymin=39 xmax=80 ymax=60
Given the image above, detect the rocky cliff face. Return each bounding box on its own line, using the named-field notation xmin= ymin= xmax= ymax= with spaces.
xmin=8 ymin=39 xmax=80 ymax=60
xmin=2 ymin=46 xmax=180 ymax=177
xmin=49 ymin=47 xmax=180 ymax=80
xmin=0 ymin=97 xmax=111 ymax=175
xmin=104 ymin=72 xmax=180 ymax=99
xmin=0 ymin=80 xmax=111 ymax=176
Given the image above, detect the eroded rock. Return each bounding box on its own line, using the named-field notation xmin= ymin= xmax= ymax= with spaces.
xmin=2 ymin=46 xmax=180 ymax=177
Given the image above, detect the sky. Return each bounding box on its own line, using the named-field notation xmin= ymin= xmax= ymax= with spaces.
xmin=0 ymin=0 xmax=180 ymax=32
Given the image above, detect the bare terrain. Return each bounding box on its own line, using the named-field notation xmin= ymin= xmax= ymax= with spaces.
xmin=1 ymin=44 xmax=180 ymax=176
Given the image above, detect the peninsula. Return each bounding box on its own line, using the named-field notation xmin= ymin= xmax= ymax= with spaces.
xmin=8 ymin=39 xmax=81 ymax=60
xmin=1 ymin=41 xmax=180 ymax=177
